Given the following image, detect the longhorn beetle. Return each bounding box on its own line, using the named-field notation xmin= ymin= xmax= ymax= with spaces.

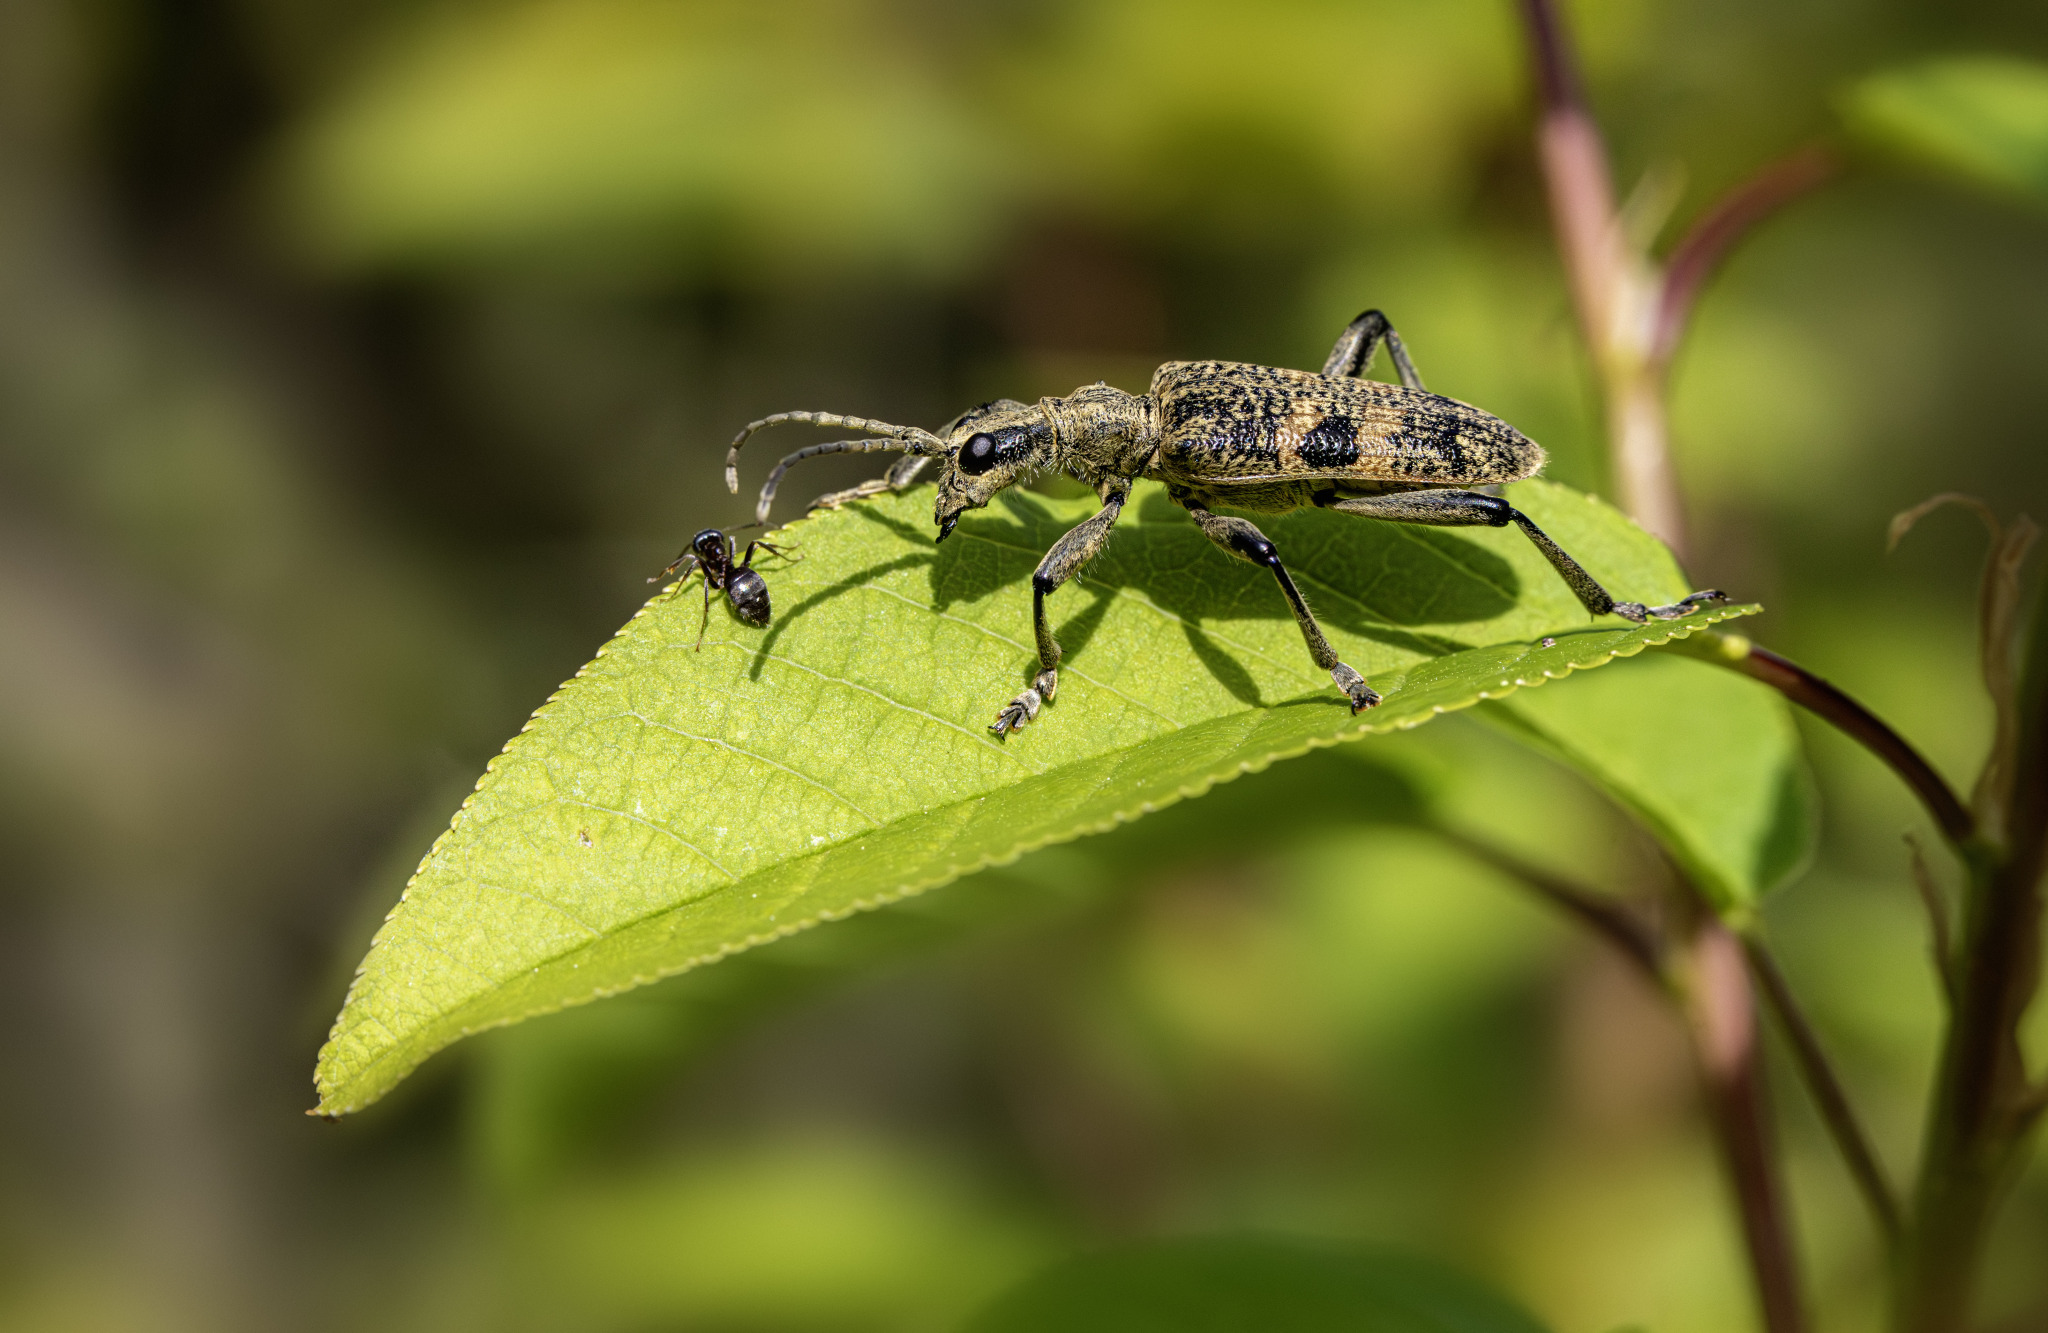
xmin=725 ymin=309 xmax=1724 ymax=735
xmin=650 ymin=527 xmax=795 ymax=651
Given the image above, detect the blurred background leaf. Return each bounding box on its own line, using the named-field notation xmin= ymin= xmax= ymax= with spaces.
xmin=1485 ymin=654 xmax=1814 ymax=916
xmin=1847 ymin=56 xmax=2048 ymax=207
xmin=281 ymin=0 xmax=1008 ymax=278
xmin=962 ymin=1234 xmax=1552 ymax=1333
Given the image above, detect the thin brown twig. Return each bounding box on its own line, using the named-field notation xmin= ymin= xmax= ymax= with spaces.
xmin=1899 ymin=569 xmax=2048 ymax=1332
xmin=1653 ymin=144 xmax=1838 ymax=365
xmin=1889 ymin=493 xmax=2040 ymax=841
xmin=1435 ymin=828 xmax=1663 ymax=977
xmin=1518 ymin=0 xmax=1587 ymax=111
xmin=1742 ymin=933 xmax=1904 ymax=1254
xmin=1520 ymin=0 xmax=1685 ymax=552
xmin=1905 ymin=833 xmax=1959 ymax=1004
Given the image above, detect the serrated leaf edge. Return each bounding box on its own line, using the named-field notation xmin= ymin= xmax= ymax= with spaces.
xmin=312 ymin=601 xmax=1755 ymax=1115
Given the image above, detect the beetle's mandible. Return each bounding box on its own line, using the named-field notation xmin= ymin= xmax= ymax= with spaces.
xmin=725 ymin=309 xmax=1725 ymax=735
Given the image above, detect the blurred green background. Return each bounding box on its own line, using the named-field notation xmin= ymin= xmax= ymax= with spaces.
xmin=1 ymin=0 xmax=2045 ymax=1329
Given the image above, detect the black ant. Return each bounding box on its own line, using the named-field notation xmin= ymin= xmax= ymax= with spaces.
xmin=650 ymin=527 xmax=796 ymax=650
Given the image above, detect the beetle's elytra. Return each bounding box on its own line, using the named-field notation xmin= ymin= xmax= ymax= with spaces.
xmin=725 ymin=309 xmax=1724 ymax=734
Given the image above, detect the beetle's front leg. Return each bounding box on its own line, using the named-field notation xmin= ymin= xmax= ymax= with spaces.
xmin=1313 ymin=488 xmax=1726 ymax=621
xmin=1178 ymin=494 xmax=1381 ymax=713
xmin=807 ymin=454 xmax=933 ymax=513
xmin=990 ymin=484 xmax=1129 ymax=736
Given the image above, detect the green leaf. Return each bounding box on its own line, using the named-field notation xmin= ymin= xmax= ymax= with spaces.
xmin=315 ymin=478 xmax=1754 ymax=1114
xmin=1482 ymin=651 xmax=1814 ymax=917
xmin=961 ymin=1234 xmax=1552 ymax=1333
xmin=1845 ymin=56 xmax=2048 ymax=206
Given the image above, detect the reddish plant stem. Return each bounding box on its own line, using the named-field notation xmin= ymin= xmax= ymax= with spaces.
xmin=1679 ymin=633 xmax=1975 ymax=846
xmin=1654 ymin=145 xmax=1838 ymax=364
xmin=1521 ymin=0 xmax=1688 ymax=553
xmin=1514 ymin=8 xmax=1821 ymax=1327
xmin=1687 ymin=922 xmax=1808 ymax=1333
xmin=1448 ymin=824 xmax=1810 ymax=1333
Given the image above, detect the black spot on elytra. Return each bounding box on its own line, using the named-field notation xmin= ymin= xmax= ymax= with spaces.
xmin=1396 ymin=407 xmax=1472 ymax=480
xmin=1298 ymin=415 xmax=1359 ymax=468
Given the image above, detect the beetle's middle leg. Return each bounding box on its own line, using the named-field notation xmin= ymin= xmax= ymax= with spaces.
xmin=1176 ymin=493 xmax=1381 ymax=713
xmin=990 ymin=483 xmax=1129 ymax=735
xmin=1313 ymin=488 xmax=1725 ymax=622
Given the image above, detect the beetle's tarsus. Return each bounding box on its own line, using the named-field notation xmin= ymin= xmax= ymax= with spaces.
xmin=1614 ymin=589 xmax=1727 ymax=624
xmin=991 ymin=669 xmax=1057 ymax=736
xmin=1653 ymin=589 xmax=1727 ymax=618
xmin=1332 ymin=663 xmax=1381 ymax=712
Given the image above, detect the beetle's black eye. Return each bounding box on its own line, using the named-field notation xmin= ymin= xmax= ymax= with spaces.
xmin=958 ymin=432 xmax=1001 ymax=475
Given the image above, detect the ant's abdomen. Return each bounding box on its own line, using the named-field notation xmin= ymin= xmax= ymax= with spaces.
xmin=725 ymin=569 xmax=772 ymax=627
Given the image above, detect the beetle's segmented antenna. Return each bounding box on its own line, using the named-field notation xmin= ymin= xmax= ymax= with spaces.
xmin=755 ymin=439 xmax=908 ymax=523
xmin=724 ymin=411 xmax=944 ymax=494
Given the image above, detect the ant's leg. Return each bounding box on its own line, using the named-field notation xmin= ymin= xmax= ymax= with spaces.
xmin=1321 ymin=309 xmax=1425 ymax=390
xmin=991 ymin=484 xmax=1129 ymax=735
xmin=1179 ymin=494 xmax=1380 ymax=712
xmin=694 ymin=575 xmax=716 ymax=651
xmin=808 ymin=455 xmax=934 ymax=512
xmin=737 ymin=538 xmax=799 ymax=569
xmin=1315 ymin=488 xmax=1725 ymax=621
xmin=649 ymin=551 xmax=700 ymax=588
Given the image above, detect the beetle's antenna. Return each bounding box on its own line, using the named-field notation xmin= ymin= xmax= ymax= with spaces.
xmin=725 ymin=411 xmax=945 ymax=495
xmin=753 ymin=438 xmax=933 ymax=524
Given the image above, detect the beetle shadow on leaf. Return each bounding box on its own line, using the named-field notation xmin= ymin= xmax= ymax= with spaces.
xmin=1042 ymin=582 xmax=1117 ymax=678
xmin=815 ymin=486 xmax=1527 ymax=704
xmin=923 ymin=495 xmax=1071 ymax=613
xmin=1181 ymin=619 xmax=1264 ymax=707
xmin=1088 ymin=516 xmax=1520 ymax=660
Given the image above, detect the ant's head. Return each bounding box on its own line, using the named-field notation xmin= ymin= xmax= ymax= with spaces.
xmin=933 ymin=400 xmax=1057 ymax=541
xmin=690 ymin=528 xmax=730 ymax=566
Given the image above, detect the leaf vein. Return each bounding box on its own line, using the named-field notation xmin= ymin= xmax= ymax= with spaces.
xmin=622 ymin=711 xmax=884 ymax=826
xmin=555 ymin=799 xmax=738 ymax=880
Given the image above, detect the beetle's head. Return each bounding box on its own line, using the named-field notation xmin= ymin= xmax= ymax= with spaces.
xmin=933 ymin=399 xmax=1056 ymax=541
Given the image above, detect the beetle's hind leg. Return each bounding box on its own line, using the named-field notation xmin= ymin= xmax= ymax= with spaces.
xmin=1313 ymin=488 xmax=1725 ymax=622
xmin=1322 ymin=309 xmax=1425 ymax=390
xmin=1177 ymin=493 xmax=1380 ymax=713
